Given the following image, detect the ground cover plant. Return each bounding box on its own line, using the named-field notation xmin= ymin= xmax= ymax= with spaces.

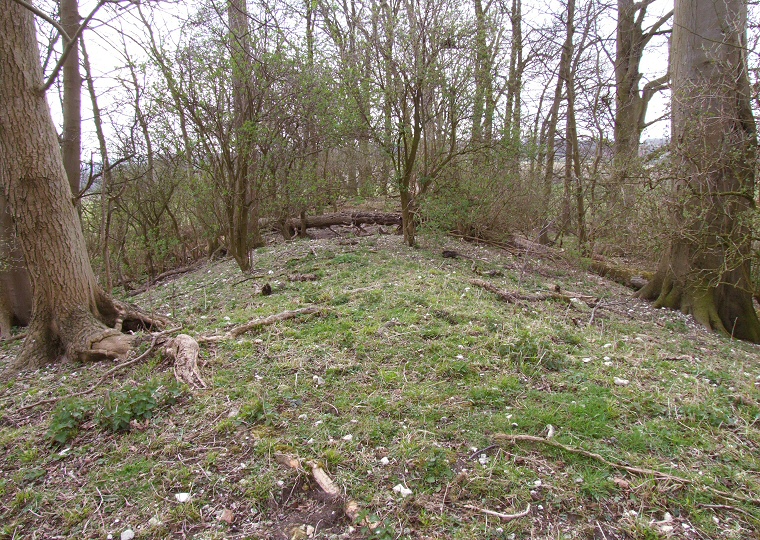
xmin=1 ymin=231 xmax=759 ymax=539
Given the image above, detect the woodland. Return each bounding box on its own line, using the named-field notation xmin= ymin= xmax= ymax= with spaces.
xmin=1 ymin=0 xmax=760 ymax=538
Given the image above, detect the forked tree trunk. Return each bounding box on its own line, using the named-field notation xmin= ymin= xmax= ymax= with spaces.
xmin=613 ymin=0 xmax=671 ymax=206
xmin=0 ymin=6 xmax=135 ymax=369
xmin=637 ymin=0 xmax=760 ymax=342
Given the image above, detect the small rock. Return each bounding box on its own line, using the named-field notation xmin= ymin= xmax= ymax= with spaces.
xmin=660 ymin=525 xmax=674 ymax=533
xmin=148 ymin=517 xmax=162 ymax=527
xmin=174 ymin=492 xmax=192 ymax=503
xmin=379 ymin=457 xmax=390 ymax=465
xmin=120 ymin=530 xmax=135 ymax=540
xmin=342 ymin=434 xmax=353 ymax=441
xmin=614 ymin=377 xmax=630 ymax=386
xmin=392 ymin=484 xmax=413 ymax=497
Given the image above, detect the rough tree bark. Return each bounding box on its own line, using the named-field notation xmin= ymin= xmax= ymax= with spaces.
xmin=228 ymin=0 xmax=264 ymax=271
xmin=613 ymin=0 xmax=671 ymax=202
xmin=637 ymin=0 xmax=760 ymax=342
xmin=61 ymin=0 xmax=82 ymax=200
xmin=0 ymin=5 xmax=152 ymax=370
xmin=0 ymin=193 xmax=32 ymax=338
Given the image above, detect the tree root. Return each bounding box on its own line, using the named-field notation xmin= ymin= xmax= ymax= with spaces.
xmin=15 ymin=335 xmax=166 ymax=411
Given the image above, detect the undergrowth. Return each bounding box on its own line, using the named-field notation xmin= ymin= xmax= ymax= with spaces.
xmin=1 ymin=232 xmax=759 ymax=539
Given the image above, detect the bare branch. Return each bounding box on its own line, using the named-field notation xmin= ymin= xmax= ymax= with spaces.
xmin=39 ymin=0 xmax=107 ymax=94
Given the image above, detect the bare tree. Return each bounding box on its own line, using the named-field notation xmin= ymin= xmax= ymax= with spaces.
xmin=0 ymin=4 xmax=152 ymax=370
xmin=637 ymin=0 xmax=760 ymax=341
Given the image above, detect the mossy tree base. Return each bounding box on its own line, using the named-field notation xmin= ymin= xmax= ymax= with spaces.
xmin=636 ymin=249 xmax=760 ymax=343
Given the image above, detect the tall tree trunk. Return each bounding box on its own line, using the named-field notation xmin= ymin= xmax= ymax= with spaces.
xmin=637 ymin=0 xmax=760 ymax=342
xmin=82 ymin=38 xmax=112 ymax=293
xmin=229 ymin=0 xmax=255 ymax=271
xmin=472 ymin=0 xmax=487 ymax=144
xmin=61 ymin=0 xmax=82 ymax=200
xmin=504 ymin=0 xmax=522 ymax=178
xmin=539 ymin=0 xmax=574 ymax=245
xmin=0 ymin=5 xmax=134 ymax=369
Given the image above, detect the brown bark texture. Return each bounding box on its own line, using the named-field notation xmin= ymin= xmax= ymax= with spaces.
xmin=0 ymin=193 xmax=32 ymax=337
xmin=0 ymin=5 xmax=139 ymax=370
xmin=61 ymin=0 xmax=82 ymax=199
xmin=637 ymin=0 xmax=760 ymax=342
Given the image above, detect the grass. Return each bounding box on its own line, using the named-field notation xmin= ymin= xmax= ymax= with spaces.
xmin=1 ymin=231 xmax=759 ymax=538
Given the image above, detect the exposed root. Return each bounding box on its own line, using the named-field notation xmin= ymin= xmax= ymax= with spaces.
xmin=16 ymin=335 xmax=166 ymax=411
xmin=165 ymin=334 xmax=206 ymax=389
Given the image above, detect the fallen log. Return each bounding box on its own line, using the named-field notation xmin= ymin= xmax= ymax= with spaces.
xmin=260 ymin=212 xmax=401 ymax=238
xmin=128 ymin=260 xmax=206 ymax=297
xmin=589 ymin=259 xmax=652 ymax=291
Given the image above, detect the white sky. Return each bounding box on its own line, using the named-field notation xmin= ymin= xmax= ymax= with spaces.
xmin=41 ymin=0 xmax=675 ymax=159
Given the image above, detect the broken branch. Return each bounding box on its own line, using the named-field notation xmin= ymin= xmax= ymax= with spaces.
xmin=494 ymin=433 xmax=687 ymax=482
xmin=462 ymin=503 xmax=531 ymax=522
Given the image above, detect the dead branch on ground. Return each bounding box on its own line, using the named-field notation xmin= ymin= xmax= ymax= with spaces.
xmin=199 ymin=307 xmax=324 ymax=343
xmin=462 ymin=503 xmax=531 ymax=522
xmin=470 ymin=279 xmax=596 ymax=306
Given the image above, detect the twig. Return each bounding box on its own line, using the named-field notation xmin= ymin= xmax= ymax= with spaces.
xmin=231 ymin=274 xmax=266 ymax=287
xmin=468 ymin=444 xmax=500 ymax=460
xmin=462 ymin=503 xmax=531 ymax=522
xmin=494 ymin=433 xmax=688 ymax=483
xmin=697 ymin=503 xmax=760 ymax=523
xmin=497 ymin=430 xmax=760 ymax=507
xmin=16 ymin=329 xmax=178 ymax=411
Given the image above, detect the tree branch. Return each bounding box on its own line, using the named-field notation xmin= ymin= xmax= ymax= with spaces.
xmin=10 ymin=0 xmax=70 ymax=41
xmin=39 ymin=0 xmax=107 ymax=94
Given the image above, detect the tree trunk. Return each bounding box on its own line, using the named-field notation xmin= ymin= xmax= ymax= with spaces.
xmin=539 ymin=0 xmax=573 ymax=245
xmin=637 ymin=0 xmax=760 ymax=342
xmin=0 ymin=5 xmax=136 ymax=369
xmin=81 ymin=38 xmax=113 ymax=293
xmin=504 ymin=0 xmax=522 ymax=179
xmin=0 ymin=193 xmax=32 ymax=338
xmin=61 ymin=0 xmax=82 ymax=200
xmin=613 ymin=0 xmax=672 ymax=205
xmin=228 ymin=0 xmax=255 ymax=271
